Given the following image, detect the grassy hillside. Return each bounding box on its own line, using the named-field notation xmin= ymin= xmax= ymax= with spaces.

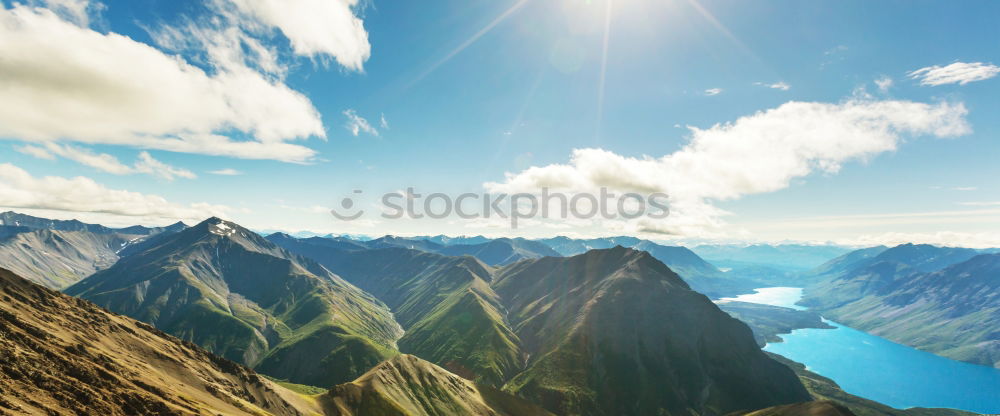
xmin=320 ymin=354 xmax=553 ymax=416
xmin=0 ymin=267 xmax=318 ymax=415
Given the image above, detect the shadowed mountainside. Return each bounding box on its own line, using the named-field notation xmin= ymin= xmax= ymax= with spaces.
xmin=493 ymin=247 xmax=811 ymax=415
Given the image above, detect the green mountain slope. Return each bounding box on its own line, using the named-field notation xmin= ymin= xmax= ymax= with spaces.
xmin=320 ymin=354 xmax=554 ymax=416
xmin=66 ymin=217 xmax=403 ymax=387
xmin=268 ymin=234 xmax=525 ymax=387
xmin=492 ymin=247 xmax=811 ymax=415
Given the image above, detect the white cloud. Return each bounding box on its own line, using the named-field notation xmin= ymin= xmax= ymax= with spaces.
xmin=840 ymin=231 xmax=1000 ymax=250
xmin=380 ymin=113 xmax=389 ymax=130
xmin=221 ymin=0 xmax=370 ymax=71
xmin=0 ymin=4 xmax=325 ymax=163
xmin=133 ymin=152 xmax=197 ymax=181
xmin=875 ymin=76 xmax=893 ymax=93
xmin=16 ymin=143 xmax=195 ymax=181
xmin=755 ymin=81 xmax=790 ymax=91
xmin=486 ymin=98 xmax=971 ymax=237
xmin=28 ymin=0 xmax=97 ymax=26
xmin=14 ymin=144 xmax=55 ymax=160
xmin=0 ymin=163 xmax=229 ymax=223
xmin=952 ymin=186 xmax=977 ymax=191
xmin=209 ymin=168 xmax=244 ymax=176
xmin=908 ymin=62 xmax=1000 ymax=86
xmin=17 ymin=143 xmax=131 ymax=175
xmin=704 ymin=88 xmax=723 ymax=96
xmin=343 ymin=109 xmax=379 ymax=137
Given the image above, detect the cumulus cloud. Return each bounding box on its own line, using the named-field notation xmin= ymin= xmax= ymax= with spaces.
xmin=221 ymin=0 xmax=370 ymax=71
xmin=16 ymin=143 xmax=195 ymax=181
xmin=0 ymin=4 xmax=324 ymax=163
xmin=755 ymin=81 xmax=790 ymax=91
xmin=343 ymin=109 xmax=379 ymax=136
xmin=486 ymin=98 xmax=971 ymax=237
xmin=704 ymin=88 xmax=723 ymax=96
xmin=908 ymin=62 xmax=1000 ymax=86
xmin=0 ymin=164 xmax=229 ymax=222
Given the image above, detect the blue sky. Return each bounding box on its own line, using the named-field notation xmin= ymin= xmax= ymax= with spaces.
xmin=1 ymin=0 xmax=999 ymax=246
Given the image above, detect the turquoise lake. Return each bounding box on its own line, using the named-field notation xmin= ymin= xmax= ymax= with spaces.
xmin=742 ymin=287 xmax=1000 ymax=414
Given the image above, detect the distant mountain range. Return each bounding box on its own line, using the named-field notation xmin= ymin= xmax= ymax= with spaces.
xmin=270 ymin=232 xmax=765 ymax=297
xmin=692 ymin=244 xmax=854 ymax=271
xmin=0 ymin=211 xmax=188 ymax=289
xmin=802 ymin=244 xmax=1000 ymax=368
xmin=0 ymin=211 xmax=186 ymax=236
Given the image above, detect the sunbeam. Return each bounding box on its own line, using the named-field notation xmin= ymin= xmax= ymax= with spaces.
xmin=407 ymin=0 xmax=532 ymax=88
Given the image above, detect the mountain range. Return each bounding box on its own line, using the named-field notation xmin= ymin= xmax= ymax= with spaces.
xmin=1 ymin=266 xmax=555 ymax=415
xmin=2 ymin=211 xmax=987 ymax=415
xmin=0 ymin=211 xmax=187 ymax=289
xmin=267 ymin=232 xmax=812 ymax=414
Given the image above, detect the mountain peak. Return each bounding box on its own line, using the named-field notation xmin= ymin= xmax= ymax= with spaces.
xmin=191 ymin=217 xmax=244 ymax=238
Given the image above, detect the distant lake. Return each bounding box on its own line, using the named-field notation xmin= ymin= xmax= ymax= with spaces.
xmin=717 ymin=287 xmax=806 ymax=310
xmin=742 ymin=287 xmax=1000 ymax=414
